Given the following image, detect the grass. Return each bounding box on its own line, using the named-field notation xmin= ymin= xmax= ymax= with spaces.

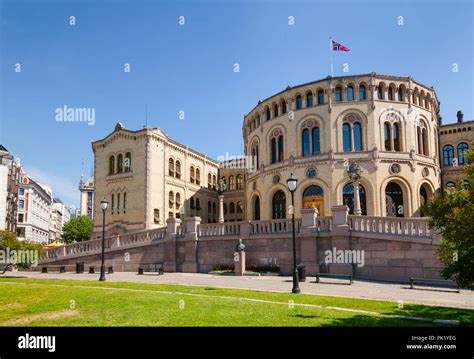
xmin=0 ymin=277 xmax=472 ymax=327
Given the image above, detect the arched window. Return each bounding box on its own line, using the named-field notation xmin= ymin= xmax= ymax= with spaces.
xmin=236 ymin=175 xmax=243 ymax=190
xmin=302 ymin=128 xmax=310 ymax=156
xmin=385 ymin=182 xmax=404 ymax=217
xmin=208 ymin=173 xmax=212 ymax=188
xmin=109 ymin=156 xmax=115 ymax=175
xmin=237 ymin=202 xmax=243 ymax=214
xmin=417 ymin=121 xmax=429 ymax=156
xmin=169 ymin=191 xmax=174 ymax=208
xmin=306 ymin=92 xmax=313 ymax=107
xmin=125 ymin=152 xmax=132 ymax=172
xmin=111 ymin=194 xmax=114 ymax=211
xmin=195 ymin=168 xmax=200 ymax=186
xmin=175 ymin=160 xmax=181 ymax=179
xmin=229 ymin=202 xmax=235 ymax=214
xmin=398 ymin=87 xmax=404 ymax=101
xmin=296 ymin=95 xmax=302 ymax=109
xmin=335 ymin=87 xmax=342 ymax=102
xmin=457 ymin=143 xmax=469 ymax=165
xmin=212 ymin=202 xmax=217 ymax=214
xmin=342 ymin=115 xmax=363 ymax=152
xmin=253 ymin=196 xmax=261 ymax=220
xmin=117 ymin=154 xmax=123 ymax=173
xmin=387 ymin=87 xmax=394 ymax=101
xmin=195 ymin=198 xmax=201 ymax=211
xmin=190 ymin=197 xmax=195 ymax=210
xmin=443 ymin=145 xmax=454 ymax=166
xmin=384 ymin=122 xmax=391 ymax=151
xmin=212 ymin=175 xmax=217 ymax=188
xmin=302 ymin=120 xmax=320 ymax=156
xmin=384 ymin=115 xmax=402 ymax=152
xmin=446 ymin=181 xmax=455 ymax=189
xmin=312 ymin=127 xmax=320 ymax=153
xmin=251 ymin=142 xmax=259 ymax=170
xmin=223 ymin=203 xmax=227 ymax=215
xmin=462 ymin=180 xmax=469 ymax=189
xmin=359 ymin=85 xmax=366 ymax=100
xmin=208 ymin=201 xmax=212 ymax=214
xmin=302 ymin=185 xmax=324 ymax=215
xmin=169 ymin=158 xmax=175 ymax=177
xmin=343 ymin=183 xmax=366 ymax=215
xmin=281 ymin=100 xmax=287 ymax=114
xmin=347 ymin=86 xmax=354 ymax=101
xmin=393 ymin=123 xmax=400 ymax=151
xmin=343 ymin=123 xmax=351 ymax=152
xmin=278 ymin=135 xmax=284 ymax=162
xmin=123 ymin=192 xmax=127 ymax=210
xmin=270 ymin=129 xmax=284 ymax=164
xmin=229 ymin=175 xmax=235 ymax=191
xmin=273 ymin=103 xmax=279 ymax=118
xmin=425 ymin=97 xmax=430 ymax=109
xmin=117 ymin=193 xmax=120 ymax=210
xmin=377 ymin=86 xmax=383 ymax=100
xmin=190 ymin=166 xmax=195 ymax=183
xmin=419 ymin=185 xmax=428 ymax=207
xmin=272 ymin=191 xmax=286 ymax=219
xmin=317 ymin=90 xmax=324 ymax=105
xmin=176 ymin=193 xmax=181 ymax=209
xmin=266 ymin=107 xmax=271 ymax=121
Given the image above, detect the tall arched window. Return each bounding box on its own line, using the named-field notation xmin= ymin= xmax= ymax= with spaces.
xmin=117 ymin=193 xmax=120 ymax=210
xmin=117 ymin=154 xmax=123 ymax=173
xmin=266 ymin=107 xmax=271 ymax=121
xmin=273 ymin=103 xmax=278 ymax=118
xmin=109 ymin=156 xmax=115 ymax=175
xmin=190 ymin=166 xmax=195 ymax=183
xmin=301 ymin=120 xmax=320 ymax=156
xmin=169 ymin=158 xmax=174 ymax=176
xmin=281 ymin=100 xmax=287 ymax=114
xmin=175 ymin=193 xmax=181 ymax=209
xmin=223 ymin=203 xmax=227 ymax=215
xmin=306 ymin=92 xmax=313 ymax=107
xmin=393 ymin=123 xmax=400 ymax=151
xmin=175 ymin=160 xmax=181 ymax=179
xmin=195 ymin=198 xmax=201 ymax=211
xmin=385 ymin=182 xmax=404 ymax=217
xmin=111 ymin=194 xmax=114 ymax=211
xmin=236 ymin=175 xmax=243 ymax=190
xmin=343 ymin=183 xmax=366 ymax=215
xmin=254 ymin=196 xmax=261 ymax=220
xmin=212 ymin=175 xmax=217 ymax=188
xmin=123 ymin=192 xmax=127 ymax=210
xmin=272 ymin=190 xmax=286 ymax=219
xmin=251 ymin=141 xmax=259 ymax=170
xmin=335 ymin=87 xmax=342 ymax=102
xmin=208 ymin=201 xmax=212 ymax=215
xmin=443 ymin=145 xmax=454 ymax=166
xmin=208 ymin=173 xmax=212 ymax=188
xmin=398 ymin=87 xmax=404 ymax=101
xmin=169 ymin=191 xmax=174 ymax=208
xmin=359 ymin=85 xmax=366 ymax=100
xmin=347 ymin=86 xmax=354 ymax=101
xmin=312 ymin=127 xmax=320 ymax=153
xmin=302 ymin=129 xmax=310 ymax=156
xmin=457 ymin=143 xmax=469 ymax=165
xmin=317 ymin=90 xmax=324 ymax=105
xmin=417 ymin=121 xmax=429 ymax=156
xmin=270 ymin=129 xmax=284 ymax=163
xmin=195 ymin=168 xmax=200 ymax=186
xmin=296 ymin=95 xmax=302 ymax=109
xmin=342 ymin=115 xmax=363 ymax=152
xmin=229 ymin=175 xmax=235 ymax=190
xmin=229 ymin=202 xmax=235 ymax=214
xmin=387 ymin=86 xmax=394 ymax=101
xmin=125 ymin=152 xmax=132 ymax=172
xmin=384 ymin=123 xmax=391 ymax=151
xmin=383 ymin=114 xmax=402 ymax=152
xmin=377 ymin=85 xmax=383 ymax=99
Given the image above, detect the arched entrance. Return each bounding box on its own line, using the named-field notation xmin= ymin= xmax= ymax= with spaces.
xmin=385 ymin=182 xmax=404 ymax=217
xmin=253 ymin=196 xmax=261 ymax=220
xmin=343 ymin=183 xmax=367 ymax=215
xmin=302 ymin=185 xmax=324 ymax=215
xmin=272 ymin=190 xmax=286 ymax=219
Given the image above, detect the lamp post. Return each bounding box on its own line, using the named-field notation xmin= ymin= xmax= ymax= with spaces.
xmin=99 ymin=198 xmax=109 ymax=281
xmin=216 ymin=170 xmax=227 ymax=224
xmin=287 ymin=173 xmax=300 ymax=294
xmin=347 ymin=162 xmax=362 ymax=216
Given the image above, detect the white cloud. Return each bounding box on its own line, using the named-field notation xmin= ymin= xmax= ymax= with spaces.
xmin=26 ymin=166 xmax=79 ymax=207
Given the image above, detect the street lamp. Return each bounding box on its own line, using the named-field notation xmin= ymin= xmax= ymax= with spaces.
xmin=99 ymin=198 xmax=109 ymax=281
xmin=286 ymin=173 xmax=300 ymax=294
xmin=216 ymin=169 xmax=227 ymax=224
xmin=347 ymin=162 xmax=362 ymax=216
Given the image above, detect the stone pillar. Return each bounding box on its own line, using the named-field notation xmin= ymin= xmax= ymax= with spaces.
xmin=163 ymin=218 xmax=181 ymax=272
xmin=299 ymin=207 xmax=319 ymax=275
xmin=183 ymin=216 xmax=201 ymax=273
xmin=354 ymin=182 xmax=362 ymax=216
xmin=234 ymin=251 xmax=246 ymax=276
xmin=327 ymin=205 xmax=353 ymax=276
xmin=218 ymin=195 xmax=224 ymax=223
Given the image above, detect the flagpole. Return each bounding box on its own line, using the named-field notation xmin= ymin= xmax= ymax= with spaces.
xmin=329 ymin=37 xmax=334 ymax=77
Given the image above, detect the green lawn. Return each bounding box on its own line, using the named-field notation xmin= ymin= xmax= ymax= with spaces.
xmin=0 ymin=278 xmax=472 ymax=326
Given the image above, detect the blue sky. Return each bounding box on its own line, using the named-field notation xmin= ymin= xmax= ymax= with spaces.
xmin=1 ymin=0 xmax=472 ymax=207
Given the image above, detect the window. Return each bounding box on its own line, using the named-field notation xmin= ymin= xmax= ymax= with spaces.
xmin=353 ymin=123 xmax=362 ymax=151
xmin=109 ymin=156 xmax=115 ymax=175
xmin=117 ymin=154 xmax=123 ymax=173
xmin=335 ymin=87 xmax=342 ymax=102
xmin=190 ymin=166 xmax=195 ymax=183
xmin=236 ymin=175 xmax=243 ymax=190
xmin=443 ymin=145 xmax=454 ymax=166
xmin=195 ymin=168 xmax=201 ymax=186
xmin=117 ymin=193 xmax=120 ymax=210
xmin=251 ymin=142 xmax=259 ymax=170
xmin=281 ymin=100 xmax=287 ymax=114
xmin=359 ymin=85 xmax=366 ymax=100
xmin=212 ymin=175 xmax=217 ymax=188
xmin=393 ymin=123 xmax=400 ymax=151
xmin=417 ymin=121 xmax=429 ymax=156
xmin=398 ymin=88 xmax=404 ymax=101
xmin=343 ymin=123 xmax=351 ymax=152
xmin=343 ymin=183 xmax=367 ymax=215
xmin=208 ymin=173 xmax=212 ymax=188
xmin=302 ymin=122 xmax=320 ymax=156
xmin=229 ymin=176 xmax=235 ymax=191
xmin=123 ymin=192 xmax=126 ymax=210
xmin=169 ymin=158 xmax=174 ymax=176
xmin=318 ymin=90 xmax=324 ymax=105
xmin=306 ymin=92 xmax=313 ymax=107
xmin=190 ymin=197 xmax=195 ymax=209
xmin=302 ymin=129 xmax=310 ymax=156
xmin=111 ymin=194 xmax=114 ymax=212
xmin=237 ymin=202 xmax=243 ymax=213
xmin=208 ymin=201 xmax=212 ymax=214
xmin=296 ymin=95 xmax=302 ymax=109
xmin=377 ymin=86 xmax=383 ymax=100
xmin=266 ymin=107 xmax=271 ymax=121
xmin=278 ymin=135 xmax=284 ymax=162
xmin=125 ymin=152 xmax=131 ymax=172
xmin=273 ymin=104 xmax=278 ymax=118
xmin=196 ymin=198 xmax=201 ymax=211
xmin=176 ymin=193 xmax=181 ymax=209
xmin=19 ymin=188 xmax=24 ymax=196
xmin=384 ymin=123 xmax=391 ymax=151
xmin=229 ymin=202 xmax=235 ymax=214
xmin=347 ymin=86 xmax=354 ymax=101
xmin=462 ymin=180 xmax=469 ymax=189
xmin=387 ymin=87 xmax=394 ymax=101
xmin=223 ymin=203 xmax=227 ymax=215
xmin=18 ymin=199 xmax=24 ymax=209
xmin=270 ymin=129 xmax=284 ymax=164
xmin=169 ymin=191 xmax=174 ymax=208
xmin=18 ymin=213 xmax=24 ymax=223
xmin=457 ymin=143 xmax=469 ymax=165
xmin=384 ymin=116 xmax=401 ymax=152
xmin=253 ymin=196 xmax=260 ymax=220
xmin=342 ymin=115 xmax=362 ymax=152
xmin=175 ymin=161 xmax=181 ymax=179
xmin=272 ymin=191 xmax=286 ymax=219
xmin=446 ymin=181 xmax=455 ymax=188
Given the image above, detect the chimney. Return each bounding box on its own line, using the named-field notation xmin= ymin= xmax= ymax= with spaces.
xmin=457 ymin=110 xmax=464 ymax=123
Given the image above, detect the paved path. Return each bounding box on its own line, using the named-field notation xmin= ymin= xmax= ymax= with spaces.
xmin=3 ymin=271 xmax=474 ymax=310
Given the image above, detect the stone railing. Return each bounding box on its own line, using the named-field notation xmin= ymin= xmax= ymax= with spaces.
xmin=198 ymin=222 xmax=241 ymax=237
xmin=348 ymin=215 xmax=433 ymax=238
xmin=249 ymin=218 xmax=301 ymax=235
xmin=315 ymin=216 xmax=332 ymax=232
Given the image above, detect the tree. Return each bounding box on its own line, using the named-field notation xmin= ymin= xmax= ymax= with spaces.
xmin=0 ymin=231 xmax=44 ymax=273
xmin=62 ymin=216 xmax=93 ymax=244
xmin=424 ymin=148 xmax=474 ymax=289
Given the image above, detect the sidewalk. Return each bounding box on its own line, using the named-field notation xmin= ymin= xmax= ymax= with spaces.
xmin=4 ymin=271 xmax=474 ymax=310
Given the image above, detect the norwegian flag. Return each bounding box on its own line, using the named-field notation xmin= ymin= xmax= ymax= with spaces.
xmin=332 ymin=40 xmax=350 ymax=52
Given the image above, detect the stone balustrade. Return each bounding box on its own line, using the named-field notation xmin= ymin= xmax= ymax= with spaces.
xmin=348 ymin=215 xmax=432 ymax=237
xmin=249 ymin=218 xmax=300 ymax=235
